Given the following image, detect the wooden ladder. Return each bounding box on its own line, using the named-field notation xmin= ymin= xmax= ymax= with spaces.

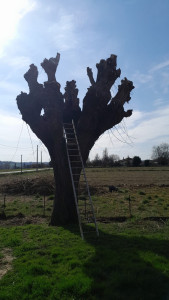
xmin=63 ymin=121 xmax=99 ymax=240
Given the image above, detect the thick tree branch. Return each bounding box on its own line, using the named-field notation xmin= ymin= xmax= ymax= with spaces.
xmin=124 ymin=109 xmax=133 ymax=117
xmin=111 ymin=77 xmax=134 ymax=105
xmin=41 ymin=53 xmax=60 ymax=83
xmin=63 ymin=80 xmax=81 ymax=123
xmin=64 ymin=80 xmax=79 ymax=107
xmin=87 ymin=67 xmax=95 ymax=86
xmin=24 ymin=64 xmax=41 ymax=93
xmin=17 ymin=55 xmax=64 ymax=149
xmin=83 ymin=54 xmax=121 ymax=113
xmin=78 ymin=60 xmax=134 ymax=160
xmin=96 ymin=54 xmax=121 ymax=88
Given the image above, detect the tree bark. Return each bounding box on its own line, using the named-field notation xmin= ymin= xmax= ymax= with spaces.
xmin=16 ymin=53 xmax=134 ymax=225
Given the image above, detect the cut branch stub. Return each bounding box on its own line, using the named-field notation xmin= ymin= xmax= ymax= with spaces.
xmin=96 ymin=54 xmax=121 ymax=88
xmin=64 ymin=80 xmax=79 ymax=107
xmin=24 ymin=64 xmax=40 ymax=93
xmin=87 ymin=67 xmax=95 ymax=86
xmin=63 ymin=80 xmax=81 ymax=123
xmin=111 ymin=77 xmax=134 ymax=106
xmin=41 ymin=53 xmax=60 ymax=83
xmin=124 ymin=109 xmax=133 ymax=118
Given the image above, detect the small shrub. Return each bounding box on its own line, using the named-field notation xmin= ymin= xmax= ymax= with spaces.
xmin=139 ymin=191 xmax=146 ymax=196
xmin=138 ymin=205 xmax=145 ymax=211
xmin=47 ymin=194 xmax=55 ymax=200
xmin=142 ymin=199 xmax=149 ymax=204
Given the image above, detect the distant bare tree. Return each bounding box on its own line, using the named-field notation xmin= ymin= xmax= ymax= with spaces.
xmin=152 ymin=143 xmax=169 ymax=165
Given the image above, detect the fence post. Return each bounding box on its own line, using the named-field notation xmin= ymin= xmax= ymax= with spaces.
xmin=43 ymin=195 xmax=46 ymax=216
xmin=3 ymin=194 xmax=6 ymax=208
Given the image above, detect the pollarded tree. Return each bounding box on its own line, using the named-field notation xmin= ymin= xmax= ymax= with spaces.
xmin=16 ymin=53 xmax=134 ymax=225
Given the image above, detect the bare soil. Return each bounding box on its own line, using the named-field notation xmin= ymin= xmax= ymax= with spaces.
xmin=0 ymin=248 xmax=14 ymax=279
xmin=0 ymin=215 xmax=48 ymax=227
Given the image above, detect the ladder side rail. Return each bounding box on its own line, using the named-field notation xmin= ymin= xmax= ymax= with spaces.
xmin=72 ymin=121 xmax=99 ymax=237
xmin=63 ymin=126 xmax=84 ymax=240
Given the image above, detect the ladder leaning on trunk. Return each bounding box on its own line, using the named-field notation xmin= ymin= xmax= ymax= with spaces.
xmin=63 ymin=120 xmax=99 ymax=240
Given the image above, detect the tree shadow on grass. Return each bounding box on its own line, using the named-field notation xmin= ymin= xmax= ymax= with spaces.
xmin=65 ymin=223 xmax=169 ymax=300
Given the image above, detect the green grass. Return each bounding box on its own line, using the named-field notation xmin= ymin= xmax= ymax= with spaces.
xmin=0 ymin=167 xmax=169 ymax=299
xmin=0 ymin=224 xmax=169 ymax=299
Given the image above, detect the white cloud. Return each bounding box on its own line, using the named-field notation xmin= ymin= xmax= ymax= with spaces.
xmin=153 ymin=98 xmax=164 ymax=107
xmin=160 ymin=71 xmax=169 ymax=94
xmin=48 ymin=14 xmax=78 ymax=51
xmin=6 ymin=56 xmax=32 ymax=69
xmin=124 ymin=110 xmax=143 ymax=128
xmin=90 ymin=105 xmax=169 ymax=160
xmin=0 ymin=80 xmax=24 ymax=94
xmin=0 ymin=0 xmax=37 ymax=57
xmin=0 ymin=110 xmax=49 ymax=162
xmin=150 ymin=59 xmax=169 ymax=72
xmin=131 ymin=71 xmax=152 ymax=87
xmin=128 ymin=108 xmax=169 ymax=144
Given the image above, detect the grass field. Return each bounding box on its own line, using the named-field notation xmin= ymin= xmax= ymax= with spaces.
xmin=0 ymin=167 xmax=169 ymax=299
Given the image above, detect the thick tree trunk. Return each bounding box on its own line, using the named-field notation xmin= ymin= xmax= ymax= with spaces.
xmin=50 ymin=152 xmax=78 ymax=225
xmin=47 ymin=133 xmax=79 ymax=225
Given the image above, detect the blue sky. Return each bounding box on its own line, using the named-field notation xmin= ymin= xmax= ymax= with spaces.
xmin=0 ymin=0 xmax=169 ymax=162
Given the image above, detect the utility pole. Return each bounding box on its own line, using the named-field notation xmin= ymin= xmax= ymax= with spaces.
xmin=36 ymin=145 xmax=38 ymax=171
xmin=21 ymin=154 xmax=23 ymax=174
xmin=41 ymin=151 xmax=42 ymax=168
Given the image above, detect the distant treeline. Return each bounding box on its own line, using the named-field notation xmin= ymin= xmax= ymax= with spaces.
xmin=86 ymin=147 xmax=169 ymax=167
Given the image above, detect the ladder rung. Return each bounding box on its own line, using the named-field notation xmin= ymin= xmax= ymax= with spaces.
xmin=81 ymin=220 xmax=95 ymax=223
xmin=71 ymin=167 xmax=82 ymax=168
xmin=64 ymin=120 xmax=98 ymax=239
xmin=73 ymin=174 xmax=83 ymax=176
xmin=82 ymin=218 xmax=95 ymax=222
xmin=66 ymin=132 xmax=75 ymax=137
xmin=82 ymin=231 xmax=98 ymax=234
xmin=80 ymin=210 xmax=93 ymax=214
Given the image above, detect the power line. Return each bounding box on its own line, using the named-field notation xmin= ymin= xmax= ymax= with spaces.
xmin=110 ymin=128 xmax=132 ymax=146
xmin=10 ymin=121 xmax=24 ymax=161
xmin=120 ymin=120 xmax=136 ymax=142
xmin=38 ymin=140 xmax=48 ymax=154
xmin=108 ymin=129 xmax=114 ymax=146
xmin=114 ymin=125 xmax=133 ymax=147
xmin=0 ymin=143 xmax=32 ymax=150
xmin=26 ymin=124 xmax=35 ymax=160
